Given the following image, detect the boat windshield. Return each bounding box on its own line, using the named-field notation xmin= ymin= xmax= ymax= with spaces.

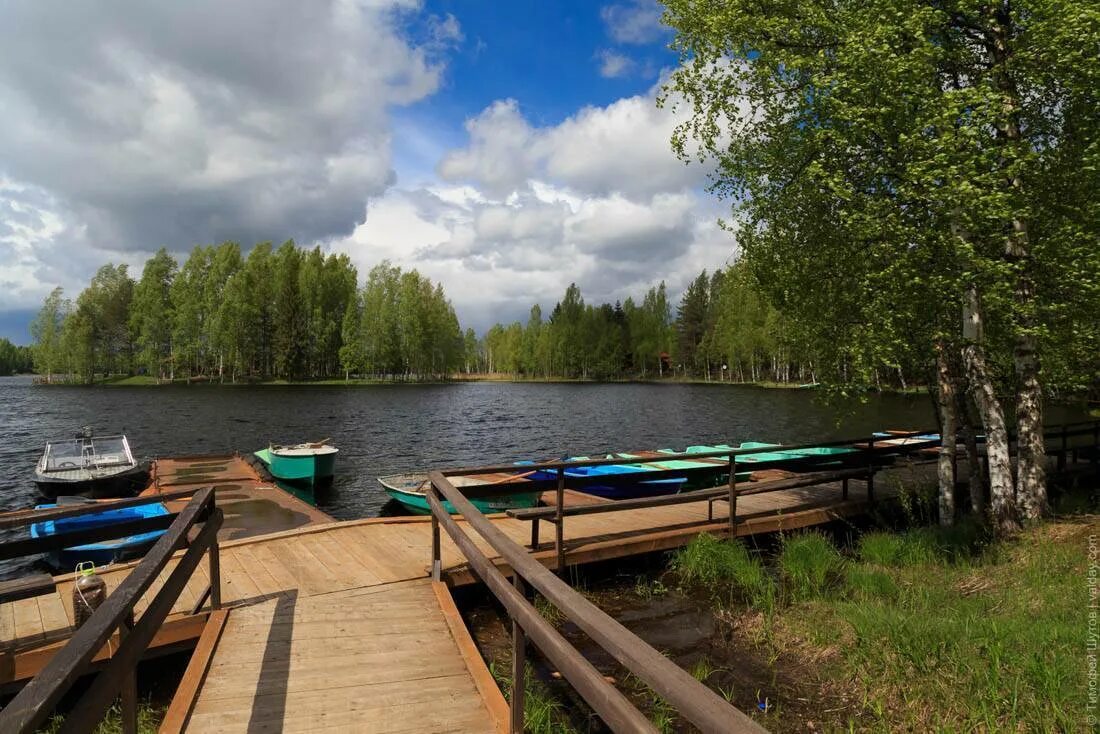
xmin=42 ymin=436 xmax=132 ymax=472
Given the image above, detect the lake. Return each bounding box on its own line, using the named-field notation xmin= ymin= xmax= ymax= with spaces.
xmin=1 ymin=376 xmax=1089 ymax=521
xmin=0 ymin=375 xmax=936 ymax=515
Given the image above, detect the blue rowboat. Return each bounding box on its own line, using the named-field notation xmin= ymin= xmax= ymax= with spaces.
xmin=30 ymin=501 xmax=170 ymax=570
xmin=529 ymin=459 xmax=688 ymax=499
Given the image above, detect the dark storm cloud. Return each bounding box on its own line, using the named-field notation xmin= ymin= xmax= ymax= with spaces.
xmin=0 ymin=0 xmax=442 ymax=252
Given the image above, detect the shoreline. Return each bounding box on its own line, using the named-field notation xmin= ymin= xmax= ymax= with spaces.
xmin=27 ymin=373 xmax=931 ymax=394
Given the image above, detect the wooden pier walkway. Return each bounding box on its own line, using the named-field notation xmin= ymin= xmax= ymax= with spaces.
xmin=163 ymin=579 xmax=506 ymax=733
xmin=0 ymin=468 xmax=905 ymax=688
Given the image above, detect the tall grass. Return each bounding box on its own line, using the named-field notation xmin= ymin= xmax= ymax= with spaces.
xmin=779 ymin=521 xmax=1087 ymax=731
xmin=671 ymin=533 xmax=775 ymax=611
xmin=490 ymin=661 xmax=579 ymax=734
xmin=777 ymin=533 xmax=845 ymax=601
xmin=42 ymin=702 xmax=164 ymax=734
xmin=859 ymin=519 xmax=990 ymax=567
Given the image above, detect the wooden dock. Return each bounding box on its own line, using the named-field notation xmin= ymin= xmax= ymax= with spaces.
xmin=0 ymin=466 xmax=907 ymax=692
xmin=142 ymin=454 xmax=334 ymax=542
xmin=162 ymin=579 xmax=507 ymax=733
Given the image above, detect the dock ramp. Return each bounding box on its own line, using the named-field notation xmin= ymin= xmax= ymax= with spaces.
xmin=162 ymin=578 xmax=506 ymax=733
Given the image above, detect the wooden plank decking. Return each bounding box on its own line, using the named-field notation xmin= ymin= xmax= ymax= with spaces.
xmin=166 ymin=579 xmax=507 ymax=733
xmin=0 ymin=469 xmax=908 ymax=685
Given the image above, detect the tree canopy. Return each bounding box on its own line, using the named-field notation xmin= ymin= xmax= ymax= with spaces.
xmin=661 ymin=0 xmax=1100 ymax=530
xmin=33 ymin=243 xmax=465 ymax=383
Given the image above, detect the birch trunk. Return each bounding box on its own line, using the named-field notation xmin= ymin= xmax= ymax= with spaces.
xmin=962 ymin=286 xmax=1019 ymax=533
xmin=934 ymin=342 xmax=957 ymax=526
xmin=989 ymin=4 xmax=1046 ymax=520
xmin=955 ymin=384 xmax=986 ymax=517
xmin=963 ymin=341 xmax=1018 ymax=534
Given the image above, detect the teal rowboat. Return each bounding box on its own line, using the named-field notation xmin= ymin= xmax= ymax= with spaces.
xmin=378 ymin=473 xmax=539 ymax=515
xmin=255 ymin=442 xmax=338 ymax=484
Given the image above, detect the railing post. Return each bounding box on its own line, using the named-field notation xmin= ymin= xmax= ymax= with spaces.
xmin=529 ymin=517 xmax=540 ymax=550
xmin=554 ymin=467 xmax=565 ymax=575
xmin=119 ymin=615 xmax=137 ymax=734
xmin=727 ymin=456 xmax=738 ymax=538
xmin=866 ymin=436 xmax=876 ymax=503
xmin=1089 ymin=421 xmax=1100 ymax=467
xmin=208 ymin=539 xmax=221 ymax=611
xmin=510 ymin=575 xmax=526 ymax=734
xmin=430 ymin=484 xmax=442 ymax=582
xmin=1059 ymin=423 xmax=1068 ymax=472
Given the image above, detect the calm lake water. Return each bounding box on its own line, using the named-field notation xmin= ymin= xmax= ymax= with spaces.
xmin=0 ymin=375 xmax=1088 ymax=522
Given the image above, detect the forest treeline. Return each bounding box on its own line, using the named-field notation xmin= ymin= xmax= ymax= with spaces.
xmin=0 ymin=338 xmax=32 ymax=376
xmin=30 ymin=238 xmax=921 ymax=386
xmin=475 ymin=263 xmax=853 ymax=385
xmin=31 ymin=241 xmax=464 ymax=383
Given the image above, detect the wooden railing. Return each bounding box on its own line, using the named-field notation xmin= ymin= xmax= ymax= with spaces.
xmin=0 ymin=487 xmax=222 ymax=734
xmin=428 ymin=471 xmax=766 ymax=733
xmin=425 ymin=420 xmax=1099 ymax=731
xmin=436 ymin=428 xmax=940 ymax=575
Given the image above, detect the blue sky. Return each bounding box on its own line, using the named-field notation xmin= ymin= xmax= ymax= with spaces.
xmin=0 ymin=1 xmax=733 ymax=344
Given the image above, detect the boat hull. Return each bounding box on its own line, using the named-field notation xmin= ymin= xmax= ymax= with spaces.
xmin=575 ymin=477 xmax=687 ymax=499
xmin=379 ymin=475 xmax=539 ymax=516
xmin=33 ymin=463 xmax=150 ymax=500
xmin=255 ymin=447 xmax=337 ymax=483
xmin=30 ymin=501 xmax=169 ymax=569
xmin=530 ymin=464 xmax=689 ymax=500
xmin=383 ymin=486 xmax=539 ymax=515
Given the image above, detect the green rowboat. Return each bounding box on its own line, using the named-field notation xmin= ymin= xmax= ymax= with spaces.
xmin=378 ymin=473 xmax=539 ymax=515
xmin=255 ymin=442 xmax=338 ymax=484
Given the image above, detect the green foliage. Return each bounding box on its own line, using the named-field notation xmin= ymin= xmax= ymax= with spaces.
xmin=490 ymin=662 xmax=578 ymax=734
xmin=859 ymin=521 xmax=990 ymax=567
xmin=477 ymin=268 xmax=834 ymax=384
xmin=129 ymin=248 xmax=177 ymax=380
xmin=33 ymin=243 xmax=461 ymax=382
xmin=777 ymin=533 xmax=846 ymax=602
xmin=0 ymin=338 xmax=32 ymax=375
xmin=830 ymin=529 xmax=1082 ymax=730
xmin=43 ymin=701 xmax=163 ymax=733
xmin=31 ymin=286 xmax=67 ymax=379
xmin=844 ymin=565 xmax=900 ymax=601
xmin=672 ymin=533 xmax=776 ymax=610
xmin=661 ymin=0 xmax=1100 ymax=396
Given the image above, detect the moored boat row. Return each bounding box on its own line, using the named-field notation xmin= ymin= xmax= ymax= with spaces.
xmin=378 ymin=431 xmax=942 ymax=515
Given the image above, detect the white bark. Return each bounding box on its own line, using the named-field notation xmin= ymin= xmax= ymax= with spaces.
xmin=935 ymin=343 xmax=957 ymax=526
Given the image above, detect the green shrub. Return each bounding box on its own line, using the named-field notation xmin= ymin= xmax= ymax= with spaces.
xmin=672 ymin=533 xmax=776 ymax=610
xmin=778 ymin=533 xmax=845 ymax=601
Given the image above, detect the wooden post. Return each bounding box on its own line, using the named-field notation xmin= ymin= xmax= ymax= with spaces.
xmin=1059 ymin=423 xmax=1068 ymax=472
xmin=727 ymin=456 xmax=737 ymax=538
xmin=555 ymin=468 xmax=565 ymax=575
xmin=1091 ymin=421 xmax=1100 ymax=467
xmin=119 ymin=616 xmax=137 ymax=734
xmin=208 ymin=540 xmax=221 ymax=611
xmin=431 ymin=486 xmax=442 ymax=582
xmin=529 ymin=518 xmax=540 ymax=550
xmin=510 ymin=575 xmax=527 ymax=734
xmin=866 ymin=437 xmax=876 ymax=503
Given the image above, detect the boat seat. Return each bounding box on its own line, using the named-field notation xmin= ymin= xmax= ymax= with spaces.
xmin=0 ymin=573 xmax=55 ymax=604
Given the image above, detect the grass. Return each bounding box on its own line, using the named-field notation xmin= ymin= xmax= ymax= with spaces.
xmin=534 ymin=595 xmax=565 ymax=627
xmin=818 ymin=525 xmax=1083 ymax=730
xmin=42 ymin=701 xmax=164 ymax=733
xmin=490 ymin=661 xmax=579 ymax=734
xmin=671 ymin=532 xmax=776 ymax=611
xmin=777 ymin=532 xmax=846 ymax=602
xmin=668 ymin=513 xmax=1092 ymax=731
